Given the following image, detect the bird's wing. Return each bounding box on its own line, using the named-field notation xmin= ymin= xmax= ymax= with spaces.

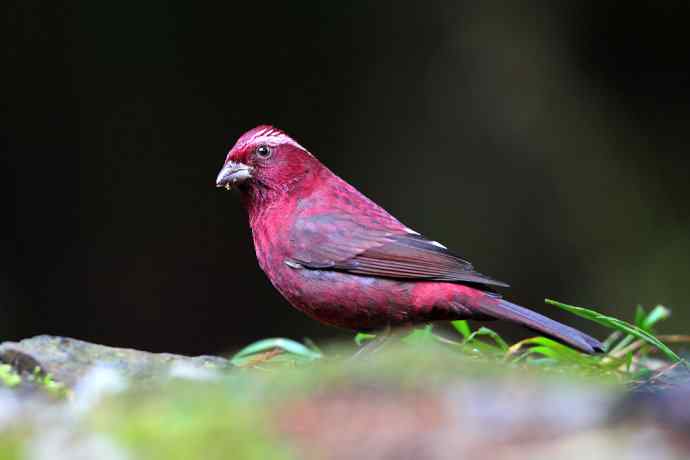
xmin=288 ymin=213 xmax=509 ymax=288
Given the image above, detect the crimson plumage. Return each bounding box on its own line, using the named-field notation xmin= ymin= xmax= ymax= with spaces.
xmin=216 ymin=126 xmax=602 ymax=353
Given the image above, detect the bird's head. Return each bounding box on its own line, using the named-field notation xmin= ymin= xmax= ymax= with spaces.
xmin=216 ymin=126 xmax=317 ymax=198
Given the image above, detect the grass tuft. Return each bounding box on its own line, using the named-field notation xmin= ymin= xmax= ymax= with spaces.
xmin=229 ymin=300 xmax=687 ymax=382
xmin=545 ymin=299 xmax=682 ymax=363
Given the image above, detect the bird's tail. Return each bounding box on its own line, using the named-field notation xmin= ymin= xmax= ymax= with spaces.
xmin=474 ymin=297 xmax=603 ymax=354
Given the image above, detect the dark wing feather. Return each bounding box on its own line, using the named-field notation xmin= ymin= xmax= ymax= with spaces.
xmin=288 ymin=213 xmax=508 ymax=288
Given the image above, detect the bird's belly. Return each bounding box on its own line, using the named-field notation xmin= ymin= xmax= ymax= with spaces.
xmin=269 ymin=265 xmax=418 ymax=330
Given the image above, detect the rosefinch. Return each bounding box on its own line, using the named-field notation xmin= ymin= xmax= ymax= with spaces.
xmin=216 ymin=126 xmax=602 ymax=353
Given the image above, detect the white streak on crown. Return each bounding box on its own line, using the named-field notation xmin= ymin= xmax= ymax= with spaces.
xmin=248 ymin=126 xmax=312 ymax=156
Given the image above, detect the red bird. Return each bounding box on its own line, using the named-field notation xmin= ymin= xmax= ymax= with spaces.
xmin=216 ymin=126 xmax=602 ymax=353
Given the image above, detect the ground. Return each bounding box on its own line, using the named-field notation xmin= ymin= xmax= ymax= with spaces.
xmin=0 ymin=333 xmax=688 ymax=460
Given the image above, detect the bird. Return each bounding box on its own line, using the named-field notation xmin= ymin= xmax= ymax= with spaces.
xmin=215 ymin=126 xmax=603 ymax=353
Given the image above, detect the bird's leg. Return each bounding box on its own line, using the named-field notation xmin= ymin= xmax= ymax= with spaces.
xmin=349 ymin=324 xmax=422 ymax=359
xmin=350 ymin=325 xmax=393 ymax=359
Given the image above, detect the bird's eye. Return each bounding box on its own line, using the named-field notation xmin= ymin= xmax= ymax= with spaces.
xmin=255 ymin=145 xmax=272 ymax=159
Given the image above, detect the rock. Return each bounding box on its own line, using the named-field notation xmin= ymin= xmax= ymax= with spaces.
xmin=0 ymin=335 xmax=231 ymax=388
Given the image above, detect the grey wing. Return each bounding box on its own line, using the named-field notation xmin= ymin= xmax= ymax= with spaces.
xmin=287 ymin=213 xmax=509 ymax=288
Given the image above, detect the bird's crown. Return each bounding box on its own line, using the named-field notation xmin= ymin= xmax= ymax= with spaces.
xmin=233 ymin=125 xmax=308 ymax=154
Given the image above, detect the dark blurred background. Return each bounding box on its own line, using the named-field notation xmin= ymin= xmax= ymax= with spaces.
xmin=5 ymin=1 xmax=690 ymax=354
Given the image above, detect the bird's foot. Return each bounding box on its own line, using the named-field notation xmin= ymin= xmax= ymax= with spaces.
xmin=349 ymin=324 xmax=416 ymax=360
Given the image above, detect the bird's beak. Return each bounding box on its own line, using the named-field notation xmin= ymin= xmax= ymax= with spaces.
xmin=215 ymin=161 xmax=253 ymax=190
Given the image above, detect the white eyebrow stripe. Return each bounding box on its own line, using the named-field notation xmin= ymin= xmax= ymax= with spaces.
xmin=249 ymin=128 xmax=313 ymax=156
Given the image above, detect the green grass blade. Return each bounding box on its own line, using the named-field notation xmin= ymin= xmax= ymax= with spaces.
xmin=641 ymin=305 xmax=670 ymax=331
xmin=303 ymin=337 xmax=322 ymax=354
xmin=545 ymin=299 xmax=682 ymax=362
xmin=451 ymin=320 xmax=472 ymax=339
xmin=402 ymin=325 xmax=435 ymax=345
xmin=601 ymin=331 xmax=622 ymax=350
xmin=354 ymin=332 xmax=376 ymax=346
xmin=464 ymin=326 xmax=509 ymax=351
xmin=612 ymin=304 xmax=671 ymax=354
xmin=510 ymin=337 xmax=597 ymax=363
xmin=231 ymin=338 xmax=322 ymax=365
xmin=634 ymin=305 xmax=646 ymax=328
